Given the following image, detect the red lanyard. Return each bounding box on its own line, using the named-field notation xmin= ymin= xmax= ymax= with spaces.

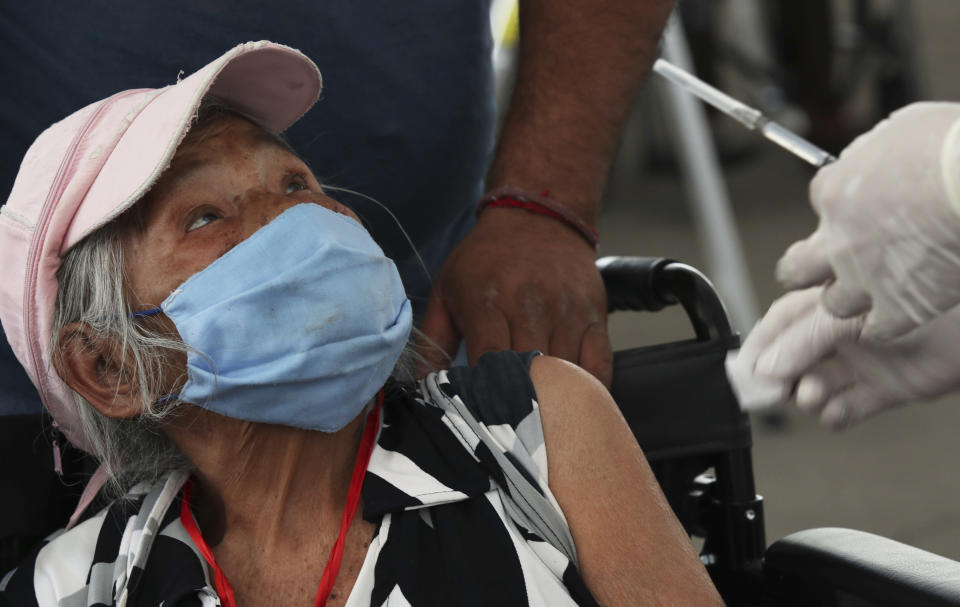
xmin=180 ymin=392 xmax=383 ymax=607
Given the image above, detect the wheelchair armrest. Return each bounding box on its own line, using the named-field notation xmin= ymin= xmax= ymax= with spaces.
xmin=763 ymin=527 xmax=960 ymax=606
xmin=598 ymin=256 xmax=733 ymax=342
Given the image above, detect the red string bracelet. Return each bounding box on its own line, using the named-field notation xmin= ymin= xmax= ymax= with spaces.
xmin=476 ymin=187 xmax=599 ymax=250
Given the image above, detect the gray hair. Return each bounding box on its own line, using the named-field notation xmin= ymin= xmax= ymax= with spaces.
xmin=50 ymin=98 xmax=436 ymax=496
xmin=52 ymin=221 xmax=191 ymax=496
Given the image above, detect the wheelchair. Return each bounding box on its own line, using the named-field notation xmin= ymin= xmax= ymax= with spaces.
xmin=3 ymin=256 xmax=960 ymax=605
xmin=600 ymin=255 xmax=960 ymax=606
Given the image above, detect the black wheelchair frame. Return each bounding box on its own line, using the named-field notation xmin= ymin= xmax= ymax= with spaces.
xmin=600 ymin=256 xmax=960 ymax=607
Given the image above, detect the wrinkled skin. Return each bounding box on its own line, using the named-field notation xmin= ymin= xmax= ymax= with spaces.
xmin=419 ymin=207 xmax=612 ymax=387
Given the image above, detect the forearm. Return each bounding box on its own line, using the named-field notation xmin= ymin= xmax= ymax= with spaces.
xmin=487 ymin=0 xmax=674 ymax=224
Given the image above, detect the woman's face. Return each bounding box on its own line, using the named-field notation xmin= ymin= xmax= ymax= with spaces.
xmin=123 ymin=115 xmax=358 ymax=309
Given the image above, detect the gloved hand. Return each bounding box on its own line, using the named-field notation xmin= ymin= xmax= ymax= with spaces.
xmin=740 ymin=287 xmax=960 ymax=429
xmin=776 ymin=102 xmax=960 ymax=341
xmin=727 ymin=287 xmax=862 ymax=412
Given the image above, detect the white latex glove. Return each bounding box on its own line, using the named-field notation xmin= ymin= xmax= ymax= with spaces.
xmin=745 ymin=287 xmax=960 ymax=429
xmin=777 ymin=102 xmax=960 ymax=341
xmin=728 ymin=287 xmax=863 ymax=412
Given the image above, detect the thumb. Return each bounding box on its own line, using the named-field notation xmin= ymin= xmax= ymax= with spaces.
xmin=821 ymin=276 xmax=872 ymax=319
xmin=776 ymin=229 xmax=834 ymax=290
xmin=417 ymin=285 xmax=461 ymax=377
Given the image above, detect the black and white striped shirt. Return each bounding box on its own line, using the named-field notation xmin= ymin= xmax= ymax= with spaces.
xmin=1 ymin=351 xmax=598 ymax=606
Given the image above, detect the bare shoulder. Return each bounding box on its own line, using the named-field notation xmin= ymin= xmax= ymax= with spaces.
xmin=527 ymin=355 xmax=724 ymax=605
xmin=527 ymin=355 xmax=627 ymax=459
xmin=526 ymin=354 xmax=634 ymax=485
xmin=528 ymin=353 xmax=601 ymax=392
xmin=528 ymin=354 xmax=617 ymax=421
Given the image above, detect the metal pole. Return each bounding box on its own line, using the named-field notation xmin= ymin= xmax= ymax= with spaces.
xmin=656 ymin=14 xmax=759 ymax=333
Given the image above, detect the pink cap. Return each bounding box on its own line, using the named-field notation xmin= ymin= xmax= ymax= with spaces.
xmin=0 ymin=41 xmax=322 ymax=453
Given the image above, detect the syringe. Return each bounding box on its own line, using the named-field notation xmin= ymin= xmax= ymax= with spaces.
xmin=653 ymin=58 xmax=837 ymax=168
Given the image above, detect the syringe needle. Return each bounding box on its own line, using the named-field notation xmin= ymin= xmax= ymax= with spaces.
xmin=653 ymin=58 xmax=836 ymax=168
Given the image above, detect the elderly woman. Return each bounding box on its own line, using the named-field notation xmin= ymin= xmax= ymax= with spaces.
xmin=0 ymin=43 xmax=722 ymax=606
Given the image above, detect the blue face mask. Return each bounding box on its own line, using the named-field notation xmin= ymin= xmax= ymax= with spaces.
xmin=142 ymin=203 xmax=412 ymax=432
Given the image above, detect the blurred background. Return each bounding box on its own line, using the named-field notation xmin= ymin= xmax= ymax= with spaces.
xmin=500 ymin=0 xmax=960 ymax=559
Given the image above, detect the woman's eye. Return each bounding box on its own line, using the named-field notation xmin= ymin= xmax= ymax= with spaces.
xmin=285 ymin=177 xmax=309 ymax=195
xmin=187 ymin=212 xmax=220 ymax=232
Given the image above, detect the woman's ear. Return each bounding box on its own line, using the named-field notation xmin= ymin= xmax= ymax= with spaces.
xmin=55 ymin=323 xmax=143 ymax=419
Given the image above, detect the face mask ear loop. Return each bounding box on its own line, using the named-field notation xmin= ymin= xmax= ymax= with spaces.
xmin=132 ymin=306 xmax=163 ymax=318
xmin=130 ymin=307 xmax=180 ymax=404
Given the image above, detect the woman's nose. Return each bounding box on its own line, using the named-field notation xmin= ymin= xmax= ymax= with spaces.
xmin=241 ymin=190 xmax=361 ymax=232
xmin=287 ymin=190 xmax=362 ymax=223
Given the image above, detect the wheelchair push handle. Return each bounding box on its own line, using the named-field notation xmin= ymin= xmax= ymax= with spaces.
xmin=596 ymin=256 xmax=734 ymax=342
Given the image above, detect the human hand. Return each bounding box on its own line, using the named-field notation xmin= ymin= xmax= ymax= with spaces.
xmin=738 ymin=287 xmax=960 ymax=428
xmin=419 ymin=208 xmax=612 ymax=387
xmin=776 ymin=102 xmax=960 ymax=341
xmin=727 ymin=287 xmax=863 ymax=412
xmin=791 ymin=305 xmax=960 ymax=429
